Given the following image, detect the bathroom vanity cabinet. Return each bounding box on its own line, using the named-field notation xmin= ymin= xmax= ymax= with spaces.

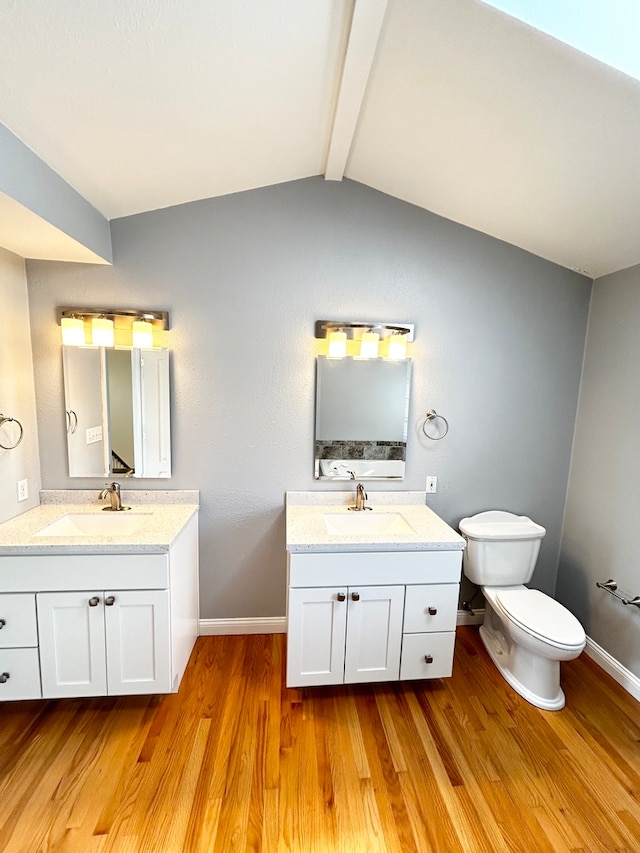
xmin=286 ymin=550 xmax=462 ymax=688
xmin=0 ymin=513 xmax=198 ymax=702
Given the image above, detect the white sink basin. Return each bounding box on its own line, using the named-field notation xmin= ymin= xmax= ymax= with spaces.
xmin=35 ymin=513 xmax=153 ymax=537
xmin=323 ymin=512 xmax=414 ymax=536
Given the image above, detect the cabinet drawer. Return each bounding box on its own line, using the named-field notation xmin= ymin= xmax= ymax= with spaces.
xmin=289 ymin=550 xmax=462 ymax=587
xmin=0 ymin=593 xmax=38 ymax=647
xmin=400 ymin=631 xmax=456 ymax=680
xmin=0 ymin=648 xmax=42 ymax=700
xmin=403 ymin=584 xmax=459 ymax=634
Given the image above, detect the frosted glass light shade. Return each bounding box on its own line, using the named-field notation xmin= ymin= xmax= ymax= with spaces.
xmin=91 ymin=317 xmax=115 ymax=347
xmin=387 ymin=333 xmax=407 ymax=359
xmin=132 ymin=320 xmax=153 ymax=348
xmin=359 ymin=330 xmax=379 ymax=358
xmin=61 ymin=317 xmax=85 ymax=346
xmin=328 ymin=330 xmax=347 ymax=358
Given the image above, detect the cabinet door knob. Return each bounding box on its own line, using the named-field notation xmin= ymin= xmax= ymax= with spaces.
xmin=336 ymin=592 xmax=346 ymax=602
xmin=424 ymin=654 xmax=434 ymax=664
xmin=0 ymin=618 xmax=5 ymax=629
xmin=0 ymin=672 xmax=10 ymax=683
xmin=351 ymin=591 xmax=360 ymax=602
xmin=105 ymin=596 xmax=116 ymax=606
xmin=428 ymin=606 xmax=438 ymax=616
xmin=88 ymin=596 xmax=100 ymax=607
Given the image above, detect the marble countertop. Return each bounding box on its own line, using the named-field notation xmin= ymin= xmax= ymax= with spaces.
xmin=286 ymin=491 xmax=465 ymax=553
xmin=0 ymin=490 xmax=199 ymax=555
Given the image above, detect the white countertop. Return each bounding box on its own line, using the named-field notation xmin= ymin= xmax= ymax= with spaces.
xmin=286 ymin=491 xmax=465 ymax=553
xmin=0 ymin=491 xmax=199 ymax=555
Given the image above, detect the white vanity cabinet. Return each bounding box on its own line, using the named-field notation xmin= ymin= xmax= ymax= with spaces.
xmin=286 ymin=549 xmax=462 ymax=688
xmin=37 ymin=588 xmax=171 ymax=698
xmin=0 ymin=512 xmax=198 ymax=702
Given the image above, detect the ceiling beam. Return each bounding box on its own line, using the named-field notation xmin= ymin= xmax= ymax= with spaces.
xmin=324 ymin=0 xmax=389 ymax=181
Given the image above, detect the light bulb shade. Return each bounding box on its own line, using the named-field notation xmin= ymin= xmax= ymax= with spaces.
xmin=132 ymin=319 xmax=154 ymax=348
xmin=91 ymin=317 xmax=115 ymax=347
xmin=359 ymin=330 xmax=379 ymax=358
xmin=327 ymin=330 xmax=347 ymax=358
xmin=61 ymin=317 xmax=85 ymax=346
xmin=387 ymin=333 xmax=407 ymax=359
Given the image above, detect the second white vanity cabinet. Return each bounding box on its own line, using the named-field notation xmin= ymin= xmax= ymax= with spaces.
xmin=286 ymin=550 xmax=463 ymax=688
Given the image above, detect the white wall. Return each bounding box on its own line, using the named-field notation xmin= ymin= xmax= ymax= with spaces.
xmin=0 ymin=246 xmax=41 ymax=522
xmin=557 ymin=264 xmax=640 ymax=677
xmin=26 ymin=178 xmax=591 ymax=620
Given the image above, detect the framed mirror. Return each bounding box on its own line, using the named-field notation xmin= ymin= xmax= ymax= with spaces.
xmin=63 ymin=345 xmax=171 ymax=478
xmin=314 ymin=356 xmax=411 ymax=480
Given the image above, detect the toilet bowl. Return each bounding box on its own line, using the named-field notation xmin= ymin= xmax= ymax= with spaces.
xmin=459 ymin=510 xmax=586 ymax=711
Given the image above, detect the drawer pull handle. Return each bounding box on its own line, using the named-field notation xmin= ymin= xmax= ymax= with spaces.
xmin=351 ymin=591 xmax=360 ymax=602
xmin=336 ymin=592 xmax=346 ymax=602
xmin=0 ymin=619 xmax=5 ymax=629
xmin=88 ymin=596 xmax=100 ymax=607
xmin=0 ymin=672 xmax=10 ymax=683
xmin=428 ymin=607 xmax=438 ymax=616
xmin=424 ymin=654 xmax=434 ymax=664
xmin=105 ymin=596 xmax=116 ymax=606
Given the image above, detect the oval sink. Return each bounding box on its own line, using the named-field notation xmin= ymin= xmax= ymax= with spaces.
xmin=323 ymin=512 xmax=414 ymax=535
xmin=35 ymin=513 xmax=153 ymax=537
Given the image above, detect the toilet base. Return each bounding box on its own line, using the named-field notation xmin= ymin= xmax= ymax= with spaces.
xmin=479 ymin=623 xmax=566 ymax=711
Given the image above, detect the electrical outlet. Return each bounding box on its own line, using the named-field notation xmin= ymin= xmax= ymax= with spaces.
xmin=17 ymin=479 xmax=28 ymax=501
xmin=426 ymin=475 xmax=438 ymax=494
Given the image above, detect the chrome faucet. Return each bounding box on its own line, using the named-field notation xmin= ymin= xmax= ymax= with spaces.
xmin=99 ymin=482 xmax=129 ymax=511
xmin=348 ymin=482 xmax=372 ymax=511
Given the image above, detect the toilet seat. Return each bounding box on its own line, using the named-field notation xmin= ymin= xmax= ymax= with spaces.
xmin=489 ymin=587 xmax=585 ymax=650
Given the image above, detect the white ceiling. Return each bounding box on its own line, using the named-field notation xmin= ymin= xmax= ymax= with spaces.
xmin=2 ymin=0 xmax=640 ymax=277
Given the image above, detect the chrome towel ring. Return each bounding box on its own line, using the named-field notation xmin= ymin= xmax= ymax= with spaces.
xmin=0 ymin=414 xmax=24 ymax=450
xmin=422 ymin=409 xmax=449 ymax=440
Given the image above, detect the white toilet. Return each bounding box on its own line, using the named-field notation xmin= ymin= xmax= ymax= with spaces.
xmin=459 ymin=510 xmax=586 ymax=711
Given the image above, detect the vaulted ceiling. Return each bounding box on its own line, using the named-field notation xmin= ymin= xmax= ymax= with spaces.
xmin=2 ymin=0 xmax=640 ymax=278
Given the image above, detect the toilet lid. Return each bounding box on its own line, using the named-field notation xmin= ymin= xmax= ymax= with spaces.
xmin=460 ymin=512 xmax=546 ymax=541
xmin=495 ymin=588 xmax=585 ymax=648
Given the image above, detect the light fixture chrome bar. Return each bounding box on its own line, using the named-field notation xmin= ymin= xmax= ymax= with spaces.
xmin=57 ymin=307 xmax=170 ymax=330
xmin=314 ymin=320 xmax=414 ymax=341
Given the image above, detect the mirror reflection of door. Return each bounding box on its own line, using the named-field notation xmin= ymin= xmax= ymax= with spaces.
xmin=62 ymin=346 xmax=171 ymax=478
xmin=63 ymin=346 xmax=109 ymax=477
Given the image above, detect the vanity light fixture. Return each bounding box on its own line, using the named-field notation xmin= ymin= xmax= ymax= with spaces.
xmin=359 ymin=329 xmax=380 ymax=359
xmin=327 ymin=329 xmax=347 ymax=358
xmin=60 ymin=315 xmax=86 ymax=346
xmin=132 ymin=319 xmax=154 ymax=348
xmin=315 ymin=320 xmax=414 ymax=359
xmin=57 ymin=308 xmax=170 ymax=348
xmin=91 ymin=316 xmax=115 ymax=347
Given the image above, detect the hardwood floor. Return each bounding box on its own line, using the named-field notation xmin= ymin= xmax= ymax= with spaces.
xmin=1 ymin=627 xmax=639 ymax=852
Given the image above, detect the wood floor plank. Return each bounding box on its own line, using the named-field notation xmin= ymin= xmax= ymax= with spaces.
xmin=1 ymin=627 xmax=640 ymax=852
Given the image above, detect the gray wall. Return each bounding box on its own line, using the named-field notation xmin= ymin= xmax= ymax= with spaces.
xmin=557 ymin=264 xmax=640 ymax=677
xmin=0 ymin=247 xmax=42 ymax=523
xmin=26 ymin=178 xmax=591 ymax=619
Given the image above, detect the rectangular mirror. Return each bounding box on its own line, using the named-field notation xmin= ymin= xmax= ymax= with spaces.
xmin=314 ymin=356 xmax=411 ymax=480
xmin=63 ymin=345 xmax=171 ymax=478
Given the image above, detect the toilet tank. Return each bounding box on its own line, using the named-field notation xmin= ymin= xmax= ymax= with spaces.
xmin=459 ymin=511 xmax=546 ymax=586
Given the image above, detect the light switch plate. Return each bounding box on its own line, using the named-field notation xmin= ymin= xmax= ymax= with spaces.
xmin=86 ymin=426 xmax=103 ymax=445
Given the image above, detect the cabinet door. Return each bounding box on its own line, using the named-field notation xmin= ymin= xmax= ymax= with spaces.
xmin=104 ymin=589 xmax=172 ymax=694
xmin=344 ymin=586 xmax=404 ymax=684
xmin=287 ymin=587 xmax=347 ymax=687
xmin=37 ymin=592 xmax=107 ymax=698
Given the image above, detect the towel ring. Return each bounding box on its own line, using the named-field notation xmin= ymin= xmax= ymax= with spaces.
xmin=422 ymin=409 xmax=449 ymax=440
xmin=0 ymin=414 xmax=24 ymax=450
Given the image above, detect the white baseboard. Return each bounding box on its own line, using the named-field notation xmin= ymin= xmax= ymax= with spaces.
xmin=200 ymin=611 xmax=484 ymax=636
xmin=584 ymin=636 xmax=640 ymax=704
xmin=457 ymin=608 xmax=484 ymax=626
xmin=199 ymin=617 xmax=287 ymax=636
